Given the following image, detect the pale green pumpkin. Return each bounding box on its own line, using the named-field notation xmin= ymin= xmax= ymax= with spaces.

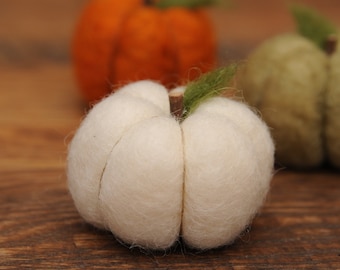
xmin=326 ymin=42 xmax=340 ymax=168
xmin=238 ymin=5 xmax=340 ymax=169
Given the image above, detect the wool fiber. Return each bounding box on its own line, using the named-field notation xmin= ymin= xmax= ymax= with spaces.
xmin=239 ymin=33 xmax=340 ymax=169
xmin=239 ymin=33 xmax=328 ymax=168
xmin=67 ymin=80 xmax=275 ymax=250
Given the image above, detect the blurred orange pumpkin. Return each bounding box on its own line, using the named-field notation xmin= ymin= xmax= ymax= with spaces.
xmin=72 ymin=0 xmax=217 ymax=102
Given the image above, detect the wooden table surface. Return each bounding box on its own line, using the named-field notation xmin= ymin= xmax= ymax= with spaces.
xmin=1 ymin=0 xmax=340 ymax=269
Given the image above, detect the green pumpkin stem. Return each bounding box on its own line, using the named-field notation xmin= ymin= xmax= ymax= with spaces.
xmin=173 ymin=64 xmax=238 ymax=119
xmin=169 ymin=65 xmax=238 ymax=120
xmin=290 ymin=4 xmax=337 ymax=52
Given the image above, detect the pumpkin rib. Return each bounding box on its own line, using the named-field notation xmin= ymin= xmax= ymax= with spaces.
xmin=97 ymin=114 xmax=167 ymax=224
xmin=164 ymin=8 xmax=216 ymax=85
xmin=72 ymin=0 xmax=143 ymax=101
xmin=67 ymin=81 xmax=169 ymax=228
xmin=99 ymin=116 xmax=184 ymax=249
xmin=110 ymin=7 xmax=180 ymax=88
xmin=106 ymin=3 xmax=147 ymax=90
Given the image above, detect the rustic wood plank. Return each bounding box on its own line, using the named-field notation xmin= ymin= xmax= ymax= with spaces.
xmin=1 ymin=167 xmax=339 ymax=269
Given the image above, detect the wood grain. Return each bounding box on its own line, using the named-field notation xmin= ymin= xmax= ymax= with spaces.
xmin=1 ymin=0 xmax=340 ymax=268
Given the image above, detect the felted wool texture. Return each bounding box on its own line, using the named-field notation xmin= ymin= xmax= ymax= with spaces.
xmin=181 ymin=97 xmax=274 ymax=249
xmin=99 ymin=117 xmax=183 ymax=249
xmin=193 ymin=97 xmax=274 ymax=180
xmin=67 ymin=81 xmax=170 ymax=228
xmin=239 ymin=33 xmax=329 ymax=168
xmin=67 ymin=80 xmax=275 ymax=250
xmin=326 ymin=38 xmax=340 ymax=168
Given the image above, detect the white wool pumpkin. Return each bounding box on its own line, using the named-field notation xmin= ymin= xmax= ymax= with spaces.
xmin=67 ymin=80 xmax=275 ymax=250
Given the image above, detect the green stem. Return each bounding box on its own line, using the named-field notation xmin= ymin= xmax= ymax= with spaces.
xmin=291 ymin=4 xmax=337 ymax=51
xmin=182 ymin=64 xmax=238 ymax=118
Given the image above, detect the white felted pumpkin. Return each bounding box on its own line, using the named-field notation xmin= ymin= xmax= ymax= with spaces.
xmin=67 ymin=67 xmax=275 ymax=250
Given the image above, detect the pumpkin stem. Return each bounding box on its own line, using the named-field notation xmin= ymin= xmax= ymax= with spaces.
xmin=144 ymin=0 xmax=154 ymax=6
xmin=169 ymin=65 xmax=238 ymax=121
xmin=182 ymin=64 xmax=238 ymax=118
xmin=169 ymin=92 xmax=184 ymax=119
xmin=324 ymin=34 xmax=338 ymax=55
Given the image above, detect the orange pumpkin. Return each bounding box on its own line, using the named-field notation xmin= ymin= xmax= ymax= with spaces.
xmin=72 ymin=0 xmax=217 ymax=102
